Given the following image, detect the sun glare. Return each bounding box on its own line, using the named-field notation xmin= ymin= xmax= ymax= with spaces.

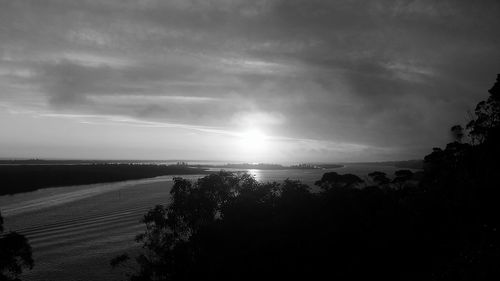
xmin=239 ymin=129 xmax=268 ymax=153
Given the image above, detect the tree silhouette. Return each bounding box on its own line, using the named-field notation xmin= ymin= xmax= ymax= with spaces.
xmin=450 ymin=125 xmax=465 ymax=143
xmin=314 ymin=172 xmax=364 ymax=190
xmin=0 ymin=212 xmax=34 ymax=281
xmin=368 ymin=171 xmax=390 ymax=185
xmin=466 ymin=74 xmax=500 ymax=144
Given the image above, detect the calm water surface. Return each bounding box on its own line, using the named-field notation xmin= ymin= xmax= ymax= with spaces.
xmin=0 ymin=165 xmax=414 ymax=281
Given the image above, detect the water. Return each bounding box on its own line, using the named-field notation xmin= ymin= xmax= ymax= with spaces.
xmin=0 ymin=165 xmax=414 ymax=281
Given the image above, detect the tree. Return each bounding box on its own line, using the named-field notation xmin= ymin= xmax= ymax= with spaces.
xmin=421 ymin=74 xmax=500 ymax=280
xmin=314 ymin=172 xmax=364 ymax=190
xmin=450 ymin=125 xmax=464 ymax=143
xmin=368 ymin=171 xmax=390 ymax=185
xmin=112 ymin=171 xmax=265 ymax=281
xmin=466 ymin=74 xmax=500 ymax=144
xmin=0 ymin=212 xmax=34 ymax=281
xmin=392 ymin=169 xmax=413 ymax=185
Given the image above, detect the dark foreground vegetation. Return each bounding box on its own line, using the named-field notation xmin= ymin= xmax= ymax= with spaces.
xmin=0 ymin=164 xmax=207 ymax=196
xmin=109 ymin=75 xmax=500 ymax=281
xmin=0 ymin=212 xmax=33 ymax=281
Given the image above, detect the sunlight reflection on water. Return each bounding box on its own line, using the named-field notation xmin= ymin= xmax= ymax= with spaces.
xmin=246 ymin=169 xmax=262 ymax=182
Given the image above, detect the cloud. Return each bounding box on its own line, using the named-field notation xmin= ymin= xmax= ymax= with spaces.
xmin=1 ymin=0 xmax=500 ymax=161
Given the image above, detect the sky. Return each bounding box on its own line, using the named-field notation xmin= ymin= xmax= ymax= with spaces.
xmin=1 ymin=0 xmax=499 ymax=163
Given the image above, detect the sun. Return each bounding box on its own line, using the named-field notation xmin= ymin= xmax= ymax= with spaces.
xmin=239 ymin=129 xmax=268 ymax=153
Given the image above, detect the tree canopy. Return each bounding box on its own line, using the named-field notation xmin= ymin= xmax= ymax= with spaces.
xmin=0 ymin=212 xmax=34 ymax=281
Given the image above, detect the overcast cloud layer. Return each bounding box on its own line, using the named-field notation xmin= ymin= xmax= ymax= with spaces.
xmin=1 ymin=0 xmax=500 ymax=162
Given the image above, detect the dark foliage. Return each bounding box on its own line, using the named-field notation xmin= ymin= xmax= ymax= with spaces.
xmin=368 ymin=171 xmax=390 ymax=185
xmin=0 ymin=212 xmax=34 ymax=281
xmin=0 ymin=164 xmax=206 ymax=195
xmin=314 ymin=171 xmax=364 ymax=190
xmin=466 ymin=74 xmax=500 ymax=144
xmin=114 ymin=75 xmax=500 ymax=280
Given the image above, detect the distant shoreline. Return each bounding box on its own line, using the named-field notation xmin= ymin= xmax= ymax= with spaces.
xmin=194 ymin=163 xmax=344 ymax=170
xmin=0 ymin=164 xmax=208 ymax=196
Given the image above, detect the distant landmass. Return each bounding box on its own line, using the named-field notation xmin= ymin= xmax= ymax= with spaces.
xmin=198 ymin=160 xmax=420 ymax=170
xmin=194 ymin=163 xmax=343 ymax=170
xmin=341 ymin=160 xmax=424 ymax=170
xmin=0 ymin=164 xmax=207 ymax=196
xmin=0 ymin=159 xmax=181 ymax=165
